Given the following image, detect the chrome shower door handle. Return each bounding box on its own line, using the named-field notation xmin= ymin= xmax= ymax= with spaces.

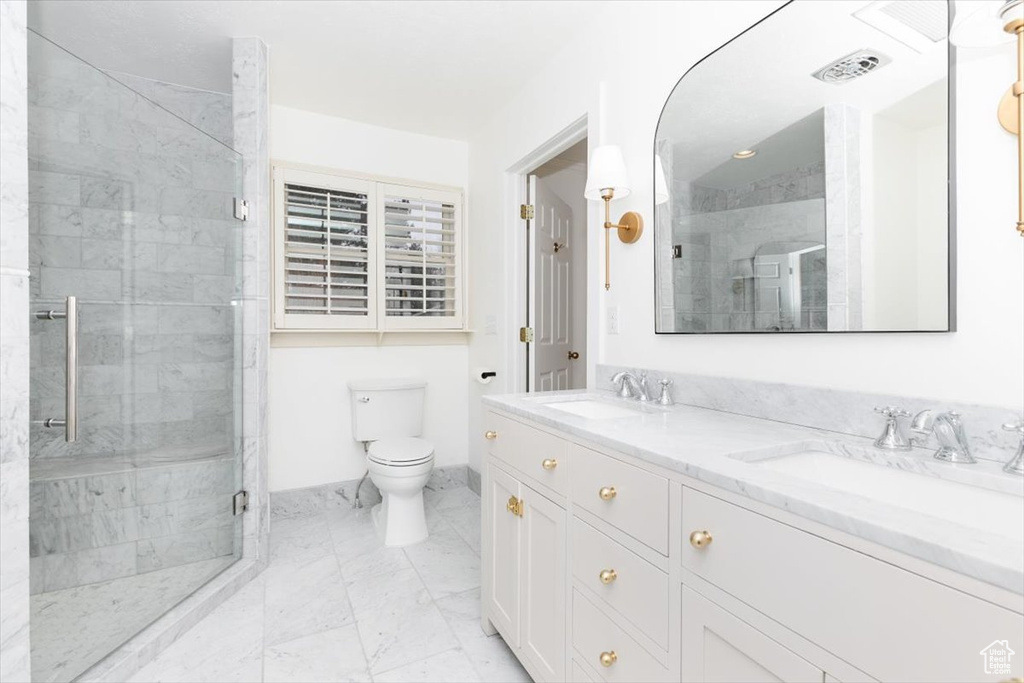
xmin=66 ymin=295 xmax=78 ymax=442
xmin=38 ymin=296 xmax=78 ymax=442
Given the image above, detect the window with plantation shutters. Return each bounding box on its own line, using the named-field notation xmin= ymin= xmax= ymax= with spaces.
xmin=273 ymin=166 xmax=464 ymax=332
xmin=380 ymin=185 xmax=462 ymax=329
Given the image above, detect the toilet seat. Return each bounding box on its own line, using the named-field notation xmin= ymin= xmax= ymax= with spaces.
xmin=368 ymin=437 xmax=435 ymax=467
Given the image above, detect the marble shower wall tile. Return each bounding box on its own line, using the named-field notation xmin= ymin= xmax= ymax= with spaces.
xmin=598 ymin=364 xmax=1023 ymax=464
xmin=103 ymin=72 xmax=232 ymax=149
xmin=0 ymin=2 xmax=31 ymax=681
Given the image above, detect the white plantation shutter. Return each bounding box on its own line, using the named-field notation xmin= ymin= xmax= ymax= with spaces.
xmin=380 ymin=184 xmax=462 ymax=329
xmin=273 ymin=167 xmax=464 ymax=332
xmin=274 ymin=168 xmax=376 ymax=329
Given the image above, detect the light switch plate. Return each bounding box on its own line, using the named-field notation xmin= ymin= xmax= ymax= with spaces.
xmin=607 ymin=306 xmax=619 ymax=335
xmin=484 ymin=315 xmax=497 ymax=335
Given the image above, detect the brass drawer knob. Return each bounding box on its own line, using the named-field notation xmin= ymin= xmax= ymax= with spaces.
xmin=599 ymin=569 xmax=618 ymax=584
xmin=542 ymin=458 xmax=558 ymax=470
xmin=599 ymin=651 xmax=618 ymax=668
xmin=485 ymin=430 xmax=497 ymax=440
xmin=689 ymin=530 xmax=713 ymax=549
xmin=599 ymin=486 xmax=617 ymax=501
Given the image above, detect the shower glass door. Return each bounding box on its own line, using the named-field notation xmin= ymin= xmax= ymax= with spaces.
xmin=27 ymin=32 xmax=243 ymax=682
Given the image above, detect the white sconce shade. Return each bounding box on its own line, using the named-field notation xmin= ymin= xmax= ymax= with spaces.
xmin=585 ymin=145 xmax=631 ymax=200
xmin=655 ymin=155 xmax=669 ymax=205
xmin=950 ymin=0 xmax=1021 ymax=47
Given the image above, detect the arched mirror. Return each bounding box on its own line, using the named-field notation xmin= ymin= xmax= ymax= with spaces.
xmin=654 ymin=0 xmax=954 ymax=334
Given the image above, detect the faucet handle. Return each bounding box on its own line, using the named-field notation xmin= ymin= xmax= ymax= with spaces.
xmin=1002 ymin=420 xmax=1024 ymax=434
xmin=873 ymin=406 xmax=912 ymax=451
xmin=875 ymin=406 xmax=911 ymax=418
xmin=658 ymin=379 xmax=674 ymax=406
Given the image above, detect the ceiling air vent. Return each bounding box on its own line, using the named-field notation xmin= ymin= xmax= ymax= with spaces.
xmin=811 ymin=50 xmax=891 ymax=85
xmin=854 ymin=0 xmax=948 ymax=53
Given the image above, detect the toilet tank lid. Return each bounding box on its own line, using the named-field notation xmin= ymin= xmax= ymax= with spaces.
xmin=347 ymin=378 xmax=426 ymax=392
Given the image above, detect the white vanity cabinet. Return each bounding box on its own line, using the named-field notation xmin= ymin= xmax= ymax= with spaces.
xmin=483 ymin=415 xmax=568 ymax=683
xmin=481 ymin=408 xmax=1024 ymax=683
xmin=680 ymin=586 xmax=823 ymax=683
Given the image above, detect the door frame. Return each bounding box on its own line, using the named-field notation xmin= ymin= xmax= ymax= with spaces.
xmin=502 ymin=115 xmax=594 ymax=394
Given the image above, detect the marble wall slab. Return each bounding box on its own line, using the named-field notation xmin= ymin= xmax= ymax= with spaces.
xmin=0 ymin=1 xmax=32 ymax=681
xmin=269 ymin=465 xmax=470 ymax=521
xmin=102 ymin=72 xmax=232 ymax=149
xmin=597 ymin=364 xmax=1023 ymax=465
xmin=26 ymin=34 xmax=241 ymax=467
xmin=29 ymin=457 xmax=235 ymax=593
xmin=232 ymin=37 xmax=271 ymax=569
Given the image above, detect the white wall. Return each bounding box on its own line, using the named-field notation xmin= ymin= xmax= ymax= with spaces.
xmin=466 ymin=0 xmax=1024 ymax=472
xmin=269 ymin=105 xmax=470 ymax=491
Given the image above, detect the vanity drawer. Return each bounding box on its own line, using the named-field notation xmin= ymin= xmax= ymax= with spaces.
xmin=681 ymin=487 xmax=1024 ymax=682
xmin=572 ymin=589 xmax=672 ymax=683
xmin=570 ymin=444 xmax=669 ymax=554
xmin=486 ymin=412 xmax=568 ymax=496
xmin=572 ymin=518 xmax=669 ymax=650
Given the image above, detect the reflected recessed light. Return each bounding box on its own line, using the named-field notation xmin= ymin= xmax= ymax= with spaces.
xmin=733 ymin=150 xmax=757 ymax=160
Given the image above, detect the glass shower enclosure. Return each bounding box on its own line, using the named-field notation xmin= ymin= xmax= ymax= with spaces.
xmin=26 ymin=32 xmax=244 ymax=682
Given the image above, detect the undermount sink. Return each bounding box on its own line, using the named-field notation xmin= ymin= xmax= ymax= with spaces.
xmin=543 ymin=399 xmax=644 ymax=420
xmin=746 ymin=448 xmax=1024 ymax=540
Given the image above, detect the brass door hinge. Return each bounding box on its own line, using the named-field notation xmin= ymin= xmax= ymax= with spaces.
xmin=519 ymin=327 xmax=534 ymax=343
xmin=520 ymin=204 xmax=535 ymax=220
xmin=506 ymin=495 xmax=524 ymax=517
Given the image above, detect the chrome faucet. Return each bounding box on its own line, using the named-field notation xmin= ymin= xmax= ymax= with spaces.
xmin=611 ymin=371 xmax=651 ymax=402
xmin=910 ymin=410 xmax=976 ymax=464
xmin=873 ymin=406 xmax=912 ymax=451
xmin=1002 ymin=420 xmax=1024 ymax=475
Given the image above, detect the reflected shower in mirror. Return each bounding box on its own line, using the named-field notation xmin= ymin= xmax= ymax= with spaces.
xmin=654 ymin=0 xmax=953 ymax=334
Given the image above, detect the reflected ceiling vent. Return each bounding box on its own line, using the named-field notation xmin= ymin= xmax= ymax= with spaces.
xmin=854 ymin=0 xmax=948 ymax=53
xmin=811 ymin=50 xmax=891 ymax=84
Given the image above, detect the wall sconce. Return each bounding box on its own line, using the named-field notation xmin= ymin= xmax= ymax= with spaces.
xmin=585 ymin=145 xmax=642 ymax=290
xmin=655 ymin=154 xmax=670 ymax=206
xmin=951 ymin=0 xmax=1024 ymax=236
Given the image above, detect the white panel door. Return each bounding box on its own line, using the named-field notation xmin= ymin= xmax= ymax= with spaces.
xmin=530 ymin=174 xmax=574 ymax=392
xmin=681 ymin=586 xmax=823 ymax=683
xmin=487 ymin=465 xmax=522 ymax=646
xmin=520 ymin=484 xmax=567 ymax=682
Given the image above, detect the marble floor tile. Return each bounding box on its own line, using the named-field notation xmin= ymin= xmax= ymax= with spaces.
xmin=262 ymin=625 xmax=370 ymax=683
xmin=268 ymin=514 xmax=334 ymax=567
xmin=426 ymin=486 xmax=482 ymax=512
xmin=128 ymin=576 xmax=264 ymax=683
xmin=32 ymin=556 xmax=234 ymax=683
xmin=264 ymin=553 xmax=354 ymax=647
xmin=374 ymin=647 xmax=480 ymax=683
xmin=403 ymin=526 xmax=480 ymax=600
xmin=435 ymin=588 xmax=532 ymax=683
xmin=346 ymin=566 xmax=460 ymax=674
xmin=440 ymin=504 xmax=481 ymax=555
xmin=113 ymin=483 xmax=529 ymax=683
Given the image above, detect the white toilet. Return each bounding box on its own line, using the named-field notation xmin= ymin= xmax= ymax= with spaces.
xmin=348 ymin=378 xmax=434 ymax=547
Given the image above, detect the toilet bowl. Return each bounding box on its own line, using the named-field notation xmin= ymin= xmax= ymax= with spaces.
xmin=366 ymin=437 xmax=434 ymax=546
xmin=348 ymin=379 xmax=433 ymax=547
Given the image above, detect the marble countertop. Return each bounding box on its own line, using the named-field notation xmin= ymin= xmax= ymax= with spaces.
xmin=482 ymin=390 xmax=1024 ymax=596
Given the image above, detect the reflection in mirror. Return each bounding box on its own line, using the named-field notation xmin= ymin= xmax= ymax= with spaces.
xmin=654 ymin=0 xmax=953 ymax=334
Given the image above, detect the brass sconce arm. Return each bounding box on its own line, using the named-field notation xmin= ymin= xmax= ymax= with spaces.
xmin=599 ymin=188 xmax=643 ymax=290
xmin=1001 ymin=16 xmax=1024 ymax=236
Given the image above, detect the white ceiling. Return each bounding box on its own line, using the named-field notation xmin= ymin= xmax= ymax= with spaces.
xmin=659 ymin=0 xmax=949 ymax=183
xmin=27 ymin=0 xmax=603 ymax=140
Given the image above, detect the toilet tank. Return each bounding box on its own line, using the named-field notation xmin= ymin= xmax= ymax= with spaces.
xmin=348 ymin=378 xmax=427 ymax=442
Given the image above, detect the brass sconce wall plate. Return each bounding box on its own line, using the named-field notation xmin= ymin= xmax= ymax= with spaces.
xmin=616 ymin=211 xmax=644 ymax=244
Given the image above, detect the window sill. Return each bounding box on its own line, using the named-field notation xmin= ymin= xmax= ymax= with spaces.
xmin=270 ymin=328 xmax=474 ymax=348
